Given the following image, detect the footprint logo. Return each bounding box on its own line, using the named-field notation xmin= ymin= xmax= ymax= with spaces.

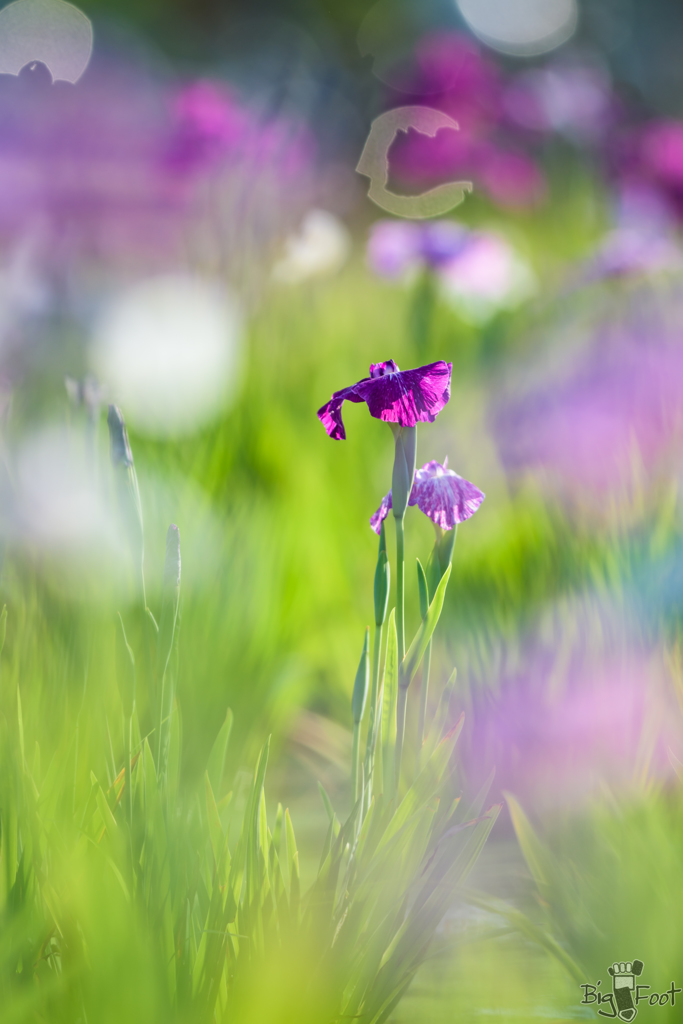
xmin=608 ymin=960 xmax=644 ymax=1021
xmin=355 ymin=106 xmax=472 ymax=219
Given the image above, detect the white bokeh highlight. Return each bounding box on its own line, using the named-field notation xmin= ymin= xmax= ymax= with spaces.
xmin=456 ymin=0 xmax=578 ymax=57
xmin=0 ymin=0 xmax=93 ymax=82
xmin=438 ymin=233 xmax=536 ymax=323
xmin=14 ymin=427 xmax=112 ymax=550
xmin=272 ymin=209 xmax=351 ymax=285
xmin=91 ymin=275 xmax=243 ymax=437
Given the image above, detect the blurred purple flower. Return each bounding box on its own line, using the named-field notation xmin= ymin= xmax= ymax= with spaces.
xmin=401 ymin=32 xmax=502 ymax=136
xmin=389 ymin=127 xmax=545 ymax=211
xmin=383 ymin=32 xmax=545 ymax=210
xmin=641 ymin=120 xmax=683 ymax=189
xmin=584 ymin=185 xmax=681 ymax=281
xmin=164 ymin=80 xmax=250 ymax=174
xmin=368 ymin=219 xmax=535 ymax=322
xmin=317 ymin=360 xmax=452 ymax=441
xmin=497 ymin=323 xmax=683 ymax=497
xmin=438 ymin=231 xmax=535 ymax=322
xmin=370 ymin=457 xmax=484 ymax=533
xmin=460 ymin=646 xmax=678 ymax=811
xmin=367 ymin=220 xmax=468 ymax=279
xmin=503 ymin=63 xmax=614 ymax=145
xmin=0 ymin=61 xmax=314 ymax=265
xmin=614 ymin=119 xmax=683 ymax=224
xmin=474 ymin=143 xmax=546 ymax=209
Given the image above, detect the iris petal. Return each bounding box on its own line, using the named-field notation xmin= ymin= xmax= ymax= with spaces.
xmin=369 ymin=490 xmax=393 ymax=533
xmin=370 ymin=458 xmax=484 ymax=533
xmin=317 ymin=360 xmax=452 ymax=439
xmin=413 ymin=461 xmax=485 ymax=529
xmin=317 ymin=383 xmax=366 ymax=440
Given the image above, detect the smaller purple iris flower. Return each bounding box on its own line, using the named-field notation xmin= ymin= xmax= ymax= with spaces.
xmin=317 ymin=360 xmax=452 ymax=441
xmin=370 ymin=457 xmax=484 ymax=534
xmin=367 ymin=220 xmax=470 ymax=279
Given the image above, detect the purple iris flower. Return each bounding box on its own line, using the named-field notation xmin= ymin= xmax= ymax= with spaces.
xmin=367 ymin=220 xmax=469 ymax=279
xmin=370 ymin=458 xmax=484 ymax=534
xmin=317 ymin=360 xmax=452 ymax=441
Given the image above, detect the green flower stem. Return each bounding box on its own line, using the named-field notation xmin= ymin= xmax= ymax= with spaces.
xmin=394 ymin=514 xmax=407 ymax=784
xmin=369 ymin=623 xmax=383 ymax=746
xmin=410 ymin=269 xmax=436 ymax=358
xmin=351 ymin=627 xmax=370 ymax=807
xmin=388 ymin=425 xmax=415 ymax=794
xmin=363 ymin=621 xmax=384 ymax=803
xmin=396 ymin=515 xmax=406 ymax=662
xmin=156 ymin=525 xmax=181 ymax=783
xmin=124 ymin=712 xmax=133 ymax=825
xmin=351 ymin=721 xmax=361 ymax=805
xmin=395 ymin=683 xmax=408 ymax=788
xmin=366 ymin=519 xmax=389 ymax=784
xmin=417 ymin=639 xmax=432 ymax=750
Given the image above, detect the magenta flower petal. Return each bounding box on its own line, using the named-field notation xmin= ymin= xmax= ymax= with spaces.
xmin=367 ymin=220 xmax=469 ymax=278
xmin=370 ymin=490 xmax=393 ymax=533
xmin=317 ymin=384 xmax=366 ymax=440
xmin=317 ymin=360 xmax=452 ymax=440
xmin=367 ymin=221 xmax=422 ymax=278
xmin=370 ymin=458 xmax=484 ymax=533
xmin=356 ymin=362 xmax=452 ymax=427
xmin=412 ymin=459 xmax=485 ymax=529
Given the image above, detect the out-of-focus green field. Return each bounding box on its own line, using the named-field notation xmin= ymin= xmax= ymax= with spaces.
xmin=3 ymin=155 xmax=683 ymax=1020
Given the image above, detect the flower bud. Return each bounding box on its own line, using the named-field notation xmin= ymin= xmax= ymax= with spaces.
xmin=436 ymin=524 xmax=457 ymax=578
xmin=417 ymin=558 xmax=429 ymax=620
xmin=107 ymin=404 xmax=145 ymax=591
xmin=373 ymin=521 xmax=390 ymax=627
xmin=352 ymin=627 xmax=370 ymax=725
xmin=107 ymin=404 xmax=134 ymax=469
xmin=390 ymin=425 xmax=417 ymax=520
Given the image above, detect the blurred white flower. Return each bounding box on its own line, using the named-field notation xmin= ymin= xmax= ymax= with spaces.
xmin=505 ymin=63 xmax=613 ymax=144
xmin=457 ymin=0 xmax=577 ymax=57
xmin=438 ymin=231 xmax=536 ymax=323
xmin=0 ymin=227 xmax=51 ymax=354
xmin=272 ymin=209 xmax=351 ymax=284
xmin=584 ymin=185 xmax=683 ymax=281
xmin=0 ymin=0 xmax=93 ymax=83
xmin=12 ymin=427 xmax=112 ymax=551
xmin=90 ymin=274 xmax=243 ymax=437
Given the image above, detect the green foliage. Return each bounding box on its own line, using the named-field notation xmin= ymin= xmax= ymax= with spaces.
xmin=374 ymin=522 xmax=390 ymax=629
xmin=472 ymin=789 xmax=683 ymax=995
xmin=0 ymin=574 xmax=497 ymax=1022
xmin=0 ymin=395 xmax=498 ymax=1022
xmin=402 ymin=565 xmax=451 ymax=690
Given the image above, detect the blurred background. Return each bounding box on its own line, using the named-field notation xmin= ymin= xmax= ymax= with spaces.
xmin=2 ymin=0 xmax=683 ymax=1018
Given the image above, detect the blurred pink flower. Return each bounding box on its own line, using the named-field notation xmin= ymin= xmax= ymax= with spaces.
xmin=584 ymin=185 xmax=681 ymax=281
xmin=405 ymin=32 xmax=502 ymax=136
xmin=367 ymin=219 xmax=535 ymax=322
xmin=165 ymin=80 xmax=251 ymax=174
xmin=383 ymin=31 xmax=546 ymax=210
xmin=460 ymin=647 xmax=679 ymax=811
xmin=496 ymin=328 xmax=683 ymax=495
xmin=439 ymin=230 xmax=536 ymax=321
xmin=614 ymin=119 xmax=683 ymax=223
xmin=367 ymin=219 xmax=468 ymax=278
xmin=0 ymin=62 xmax=314 ymax=267
xmin=503 ymin=63 xmax=614 ymax=144
xmin=641 ymin=121 xmax=683 ymax=187
xmin=474 ymin=143 xmax=546 ymax=208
